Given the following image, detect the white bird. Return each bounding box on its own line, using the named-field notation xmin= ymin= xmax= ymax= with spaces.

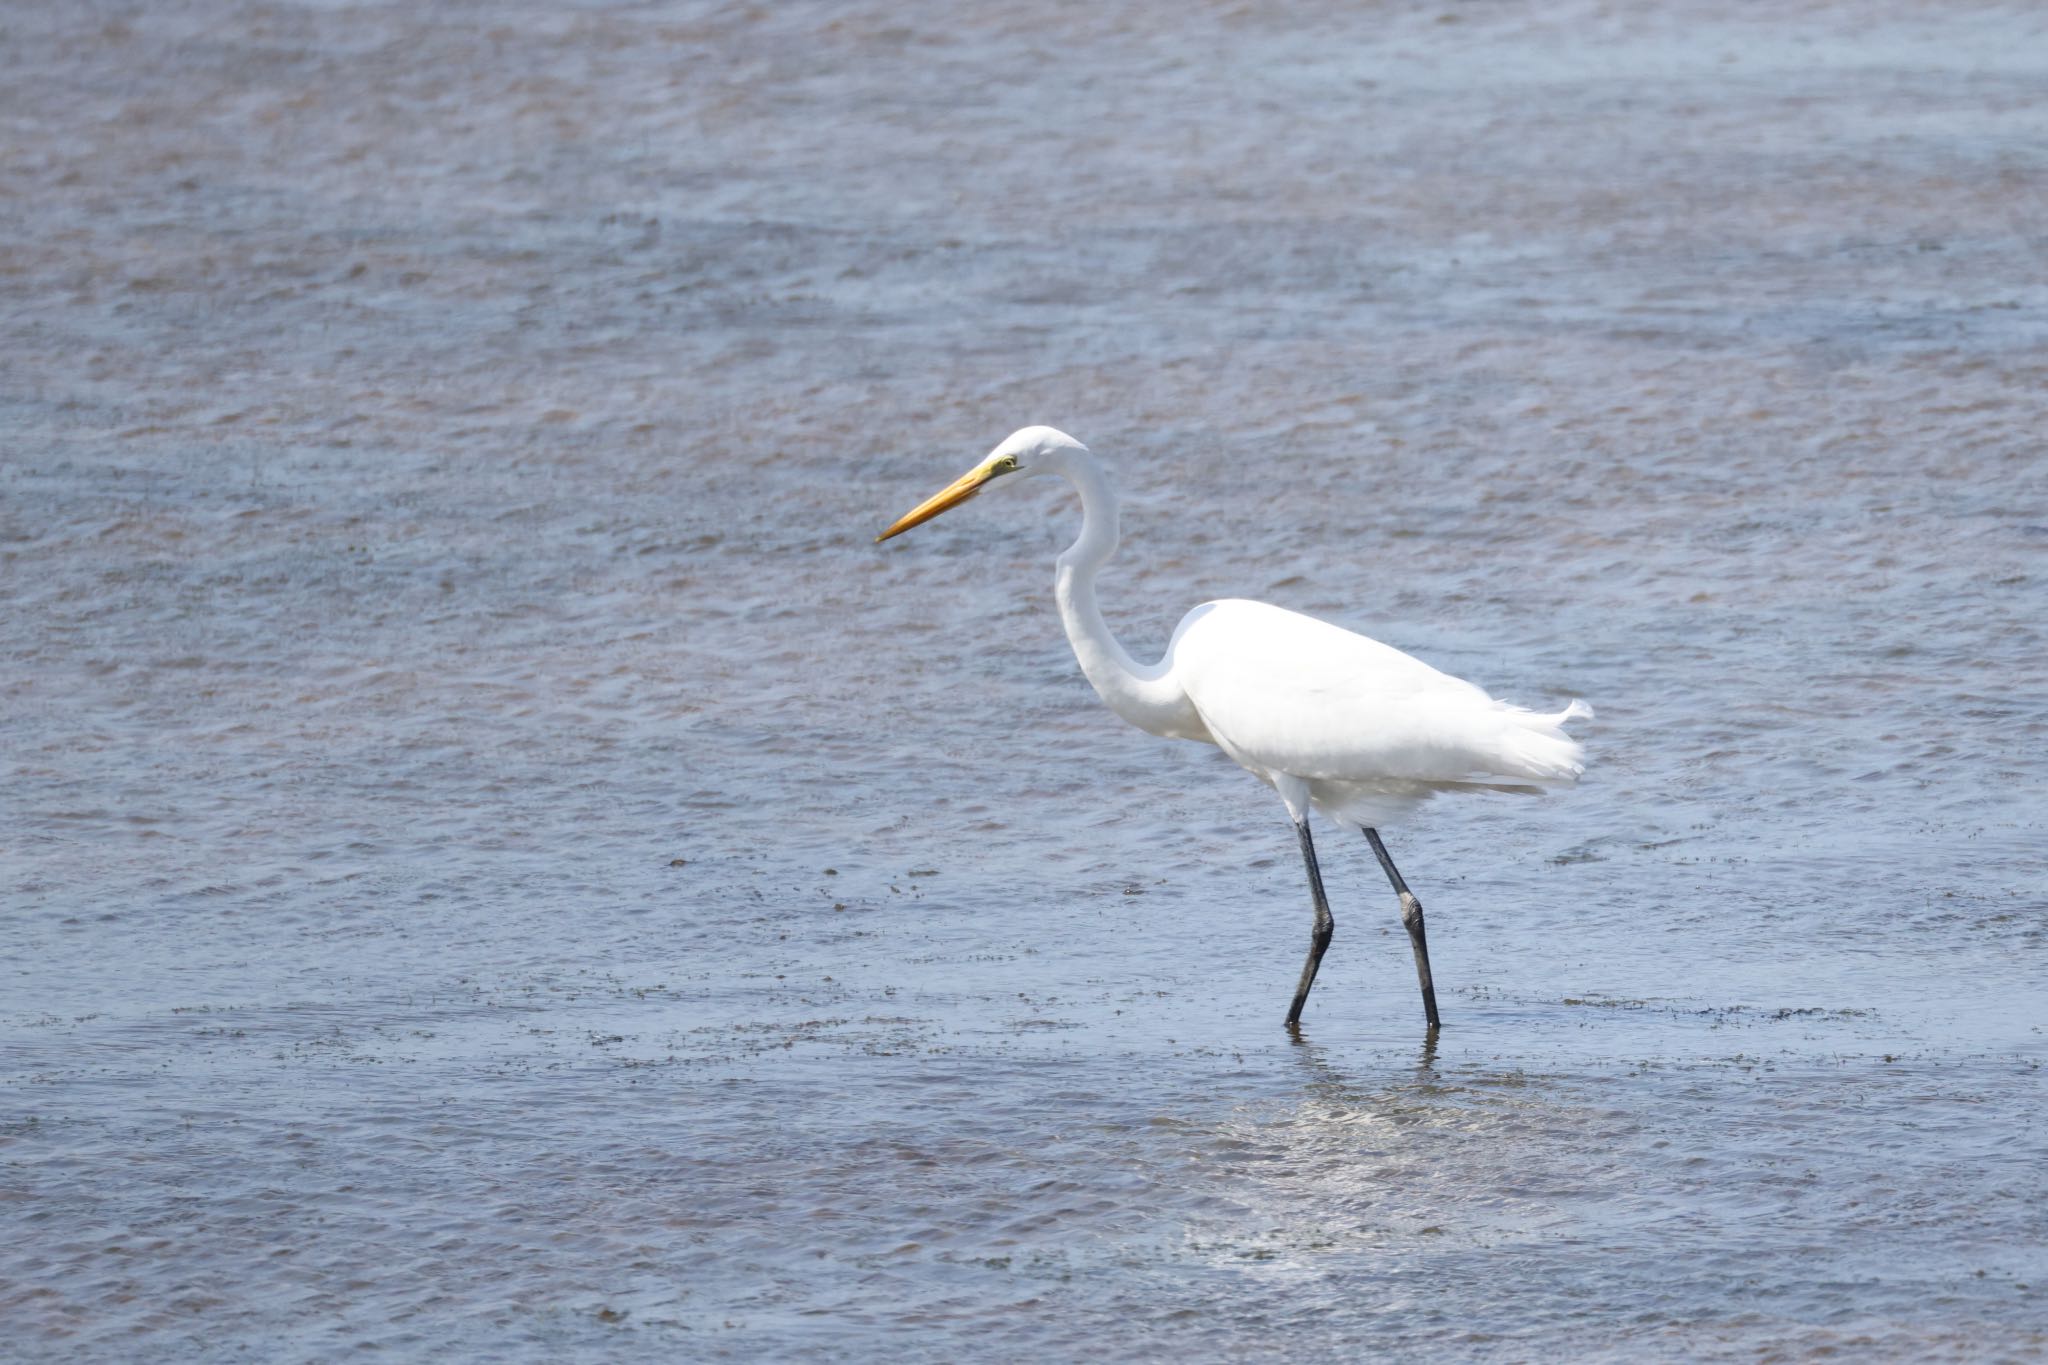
xmin=877 ymin=426 xmax=1591 ymax=1030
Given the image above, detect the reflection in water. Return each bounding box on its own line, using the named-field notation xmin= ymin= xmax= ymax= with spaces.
xmin=1229 ymin=1028 xmax=1565 ymax=1265
xmin=1287 ymin=1026 xmax=1441 ymax=1103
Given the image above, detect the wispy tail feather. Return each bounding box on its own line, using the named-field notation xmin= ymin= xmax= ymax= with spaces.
xmin=1495 ymin=698 xmax=1592 ymax=783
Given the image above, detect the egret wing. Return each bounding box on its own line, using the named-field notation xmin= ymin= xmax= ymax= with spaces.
xmin=1168 ymin=599 xmax=1584 ymax=784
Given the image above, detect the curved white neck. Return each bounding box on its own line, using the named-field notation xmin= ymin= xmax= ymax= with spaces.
xmin=1038 ymin=449 xmax=1202 ymax=741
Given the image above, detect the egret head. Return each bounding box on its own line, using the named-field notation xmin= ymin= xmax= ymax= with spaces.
xmin=876 ymin=426 xmax=1088 ymax=542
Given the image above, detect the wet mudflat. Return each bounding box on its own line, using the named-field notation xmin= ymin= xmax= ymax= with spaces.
xmin=3 ymin=0 xmax=2046 ymax=1358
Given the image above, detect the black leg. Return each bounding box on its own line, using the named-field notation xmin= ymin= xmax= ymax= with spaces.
xmin=1285 ymin=820 xmax=1335 ymax=1028
xmin=1364 ymin=828 xmax=1441 ymax=1031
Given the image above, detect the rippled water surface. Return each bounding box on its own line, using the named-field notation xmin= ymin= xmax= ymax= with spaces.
xmin=5 ymin=1 xmax=2047 ymax=1359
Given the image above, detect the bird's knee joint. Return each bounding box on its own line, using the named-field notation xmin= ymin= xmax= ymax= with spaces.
xmin=1399 ymin=891 xmax=1424 ymax=927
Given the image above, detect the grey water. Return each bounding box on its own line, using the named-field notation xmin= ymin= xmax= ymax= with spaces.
xmin=4 ymin=1 xmax=2047 ymax=1358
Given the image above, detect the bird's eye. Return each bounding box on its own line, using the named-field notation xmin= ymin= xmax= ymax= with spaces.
xmin=1000 ymin=457 xmax=1020 ymax=472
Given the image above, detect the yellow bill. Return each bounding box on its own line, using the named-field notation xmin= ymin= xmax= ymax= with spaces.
xmin=876 ymin=461 xmax=1000 ymax=542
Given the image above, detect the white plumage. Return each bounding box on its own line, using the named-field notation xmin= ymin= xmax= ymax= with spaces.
xmin=1167 ymin=597 xmax=1590 ymax=830
xmin=877 ymin=425 xmax=1592 ymax=1030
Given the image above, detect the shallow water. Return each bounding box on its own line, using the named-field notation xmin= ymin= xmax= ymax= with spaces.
xmin=4 ymin=0 xmax=2047 ymax=1358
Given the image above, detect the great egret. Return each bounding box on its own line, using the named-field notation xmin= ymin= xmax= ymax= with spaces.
xmin=877 ymin=426 xmax=1591 ymax=1030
